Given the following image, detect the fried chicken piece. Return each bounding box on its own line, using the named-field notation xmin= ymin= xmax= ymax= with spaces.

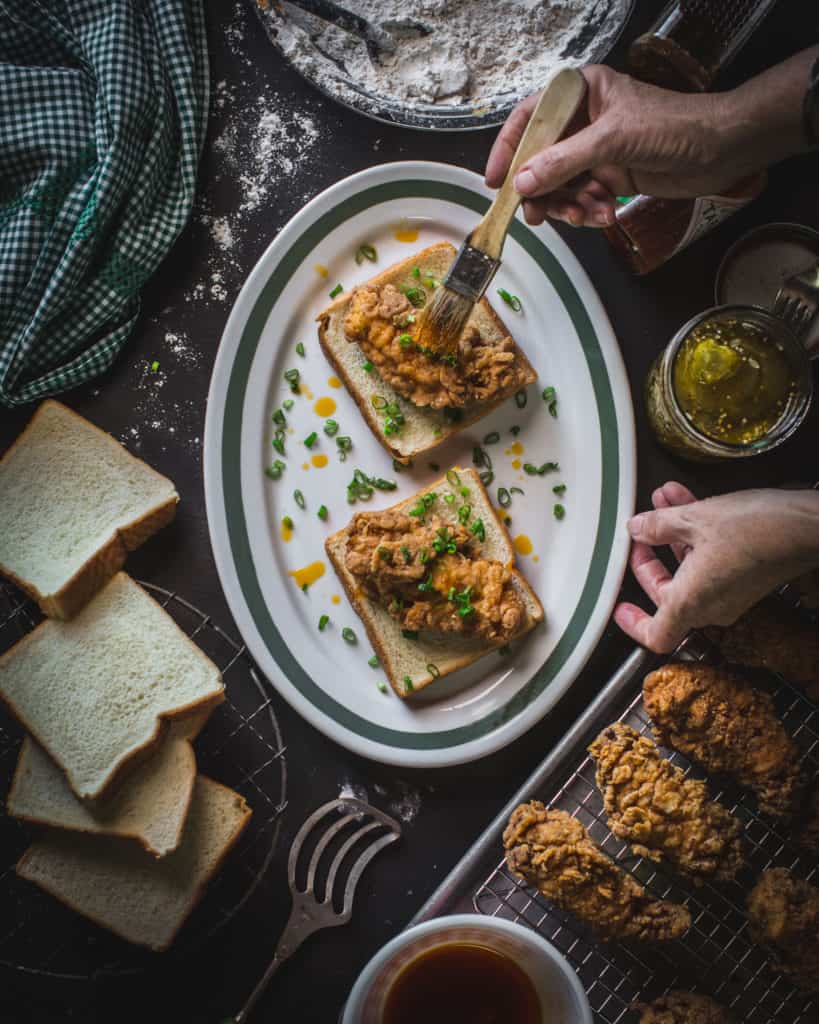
xmin=503 ymin=802 xmax=691 ymax=942
xmin=643 ymin=663 xmax=805 ymax=820
xmin=345 ymin=510 xmax=524 ymax=643
xmin=635 ymin=991 xmax=731 ymax=1024
xmin=589 ymin=724 xmax=744 ymax=884
xmin=705 ymin=598 xmax=819 ymax=701
xmin=343 ymin=283 xmax=530 ymax=409
xmin=747 ymin=868 xmax=819 ymax=992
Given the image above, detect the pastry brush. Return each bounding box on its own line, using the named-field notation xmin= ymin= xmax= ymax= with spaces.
xmin=415 ymin=65 xmax=588 ymax=354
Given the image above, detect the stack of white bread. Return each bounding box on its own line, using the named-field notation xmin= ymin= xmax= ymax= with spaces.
xmin=0 ymin=401 xmax=252 ymax=952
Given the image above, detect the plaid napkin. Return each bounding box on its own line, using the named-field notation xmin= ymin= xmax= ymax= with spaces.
xmin=0 ymin=0 xmax=208 ymax=407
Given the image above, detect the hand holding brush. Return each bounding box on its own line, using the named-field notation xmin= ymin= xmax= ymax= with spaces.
xmin=415 ymin=64 xmax=587 ymax=354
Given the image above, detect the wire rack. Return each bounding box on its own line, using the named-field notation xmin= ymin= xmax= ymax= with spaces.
xmin=0 ymin=579 xmax=288 ymax=981
xmin=472 ymin=646 xmax=819 ymax=1024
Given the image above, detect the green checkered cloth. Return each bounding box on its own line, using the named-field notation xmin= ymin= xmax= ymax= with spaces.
xmin=0 ymin=0 xmax=208 ymax=407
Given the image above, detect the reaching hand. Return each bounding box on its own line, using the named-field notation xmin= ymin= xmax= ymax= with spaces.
xmin=614 ymin=482 xmax=819 ymax=653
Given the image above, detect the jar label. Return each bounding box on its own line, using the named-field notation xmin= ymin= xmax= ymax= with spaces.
xmin=671 ymin=193 xmax=754 ymax=257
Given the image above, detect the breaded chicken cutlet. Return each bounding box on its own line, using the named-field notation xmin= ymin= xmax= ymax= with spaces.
xmin=589 ymin=724 xmax=744 ymax=884
xmin=503 ymin=803 xmax=691 ymax=942
xmin=705 ymin=598 xmax=819 ymax=702
xmin=643 ymin=663 xmax=805 ymax=821
xmin=747 ymin=868 xmax=819 ymax=992
xmin=635 ymin=990 xmax=731 ymax=1024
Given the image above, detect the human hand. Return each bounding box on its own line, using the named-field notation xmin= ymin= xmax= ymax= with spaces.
xmin=485 ymin=64 xmax=739 ymax=228
xmin=613 ymin=482 xmax=819 ymax=653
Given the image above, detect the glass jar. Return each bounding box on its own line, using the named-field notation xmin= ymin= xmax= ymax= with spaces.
xmin=628 ymin=0 xmax=779 ymax=92
xmin=646 ymin=305 xmax=813 ymax=461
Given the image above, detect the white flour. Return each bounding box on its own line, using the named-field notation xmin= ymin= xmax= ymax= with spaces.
xmin=270 ymin=0 xmax=627 ymax=111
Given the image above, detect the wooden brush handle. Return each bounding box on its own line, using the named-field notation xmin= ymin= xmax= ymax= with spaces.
xmin=470 ymin=65 xmax=588 ymax=260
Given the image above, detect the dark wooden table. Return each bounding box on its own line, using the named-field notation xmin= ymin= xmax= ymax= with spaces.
xmin=2 ymin=3 xmax=818 ymax=1022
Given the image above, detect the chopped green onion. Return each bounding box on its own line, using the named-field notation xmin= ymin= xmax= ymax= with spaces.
xmin=483 ymin=431 xmax=500 ymax=445
xmin=471 ymin=518 xmax=485 ymax=542
xmin=400 ymin=285 xmax=426 ymax=308
xmin=426 ymin=663 xmax=440 ymax=679
xmin=523 ymin=463 xmax=538 ymax=476
xmin=336 ymin=436 xmax=352 ymax=461
xmin=373 ymin=477 xmax=397 ymax=491
xmin=284 ymin=368 xmax=300 ymax=393
xmin=304 ymin=431 xmax=318 ymax=449
xmin=460 ymin=486 xmax=471 ymax=498
xmin=402 ymin=629 xmax=419 ymax=640
xmin=403 ymin=675 xmax=414 ymax=692
xmin=272 ymin=408 xmax=286 ymax=427
xmin=294 ymin=489 xmax=306 ymax=509
xmin=282 ymin=515 xmax=294 ymax=530
xmin=514 ymin=389 xmax=528 ymax=409
xmin=378 ymin=681 xmax=388 ymax=694
xmin=412 ymin=266 xmax=421 ymax=278
xmin=368 ymin=655 xmax=380 ymax=668
xmin=265 ymin=460 xmax=286 ymax=479
xmin=510 ymin=486 xmax=524 ymax=495
xmin=363 ymin=360 xmax=374 ymax=373
xmin=553 ymin=483 xmax=566 ymax=496
xmin=419 ymin=548 xmax=429 ymax=563
xmin=497 ymin=487 xmax=511 ymax=508
xmin=318 ymin=614 xmax=329 ymax=631
xmin=342 ymin=627 xmax=356 ymax=643
xmin=446 ymin=469 xmax=461 ymax=488
xmin=150 ymin=360 xmax=159 ymax=372
xmin=377 ymin=546 xmax=393 ymax=564
xmin=272 ymin=432 xmax=285 ymax=456
xmin=510 ymin=425 xmax=521 ymax=436
xmin=554 ymin=503 xmax=566 ymax=520
xmin=539 ymin=462 xmax=559 ymax=474
xmin=296 ymin=341 xmax=305 ymax=357
xmin=428 ymin=462 xmax=439 ymax=472
xmin=329 ymin=283 xmax=343 ymax=298
xmin=444 ymin=493 xmax=456 ymax=504
xmin=542 ymin=386 xmax=558 ymax=417
xmin=355 ymin=243 xmax=377 ymax=264
xmin=400 ymin=544 xmax=412 ymax=563
xmin=457 ymin=504 xmax=471 ymax=524
xmin=398 ymin=333 xmax=413 ymax=348
xmin=324 ymin=419 xmax=339 ymax=437
xmin=317 ymin=504 xmax=328 ymax=520
xmin=283 ymin=398 xmax=294 ymax=411
xmin=480 ymin=470 xmax=494 ymax=486
xmin=371 ymin=395 xmax=386 ymax=410
xmin=498 ymin=288 xmax=522 ymax=312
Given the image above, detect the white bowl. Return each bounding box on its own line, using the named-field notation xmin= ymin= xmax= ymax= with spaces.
xmin=342 ymin=914 xmax=593 ymax=1024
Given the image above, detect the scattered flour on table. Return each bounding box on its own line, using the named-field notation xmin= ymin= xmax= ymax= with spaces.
xmin=121 ymin=331 xmax=203 ymax=454
xmin=339 ymin=782 xmax=370 ymax=803
xmin=340 ymin=780 xmax=422 ymax=824
xmin=264 ymin=0 xmax=628 ymax=111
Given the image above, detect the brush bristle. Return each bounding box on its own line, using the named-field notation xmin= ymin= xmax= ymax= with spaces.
xmin=415 ymin=286 xmax=474 ymax=354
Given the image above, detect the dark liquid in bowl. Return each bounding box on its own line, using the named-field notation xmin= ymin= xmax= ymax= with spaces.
xmin=382 ymin=941 xmax=541 ymax=1024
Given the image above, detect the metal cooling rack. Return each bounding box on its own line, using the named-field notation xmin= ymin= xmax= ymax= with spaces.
xmin=412 ymin=637 xmax=819 ymax=1024
xmin=0 ymin=579 xmax=288 ymax=981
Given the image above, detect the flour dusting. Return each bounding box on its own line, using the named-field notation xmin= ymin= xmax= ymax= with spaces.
xmin=263 ymin=0 xmax=628 ymax=114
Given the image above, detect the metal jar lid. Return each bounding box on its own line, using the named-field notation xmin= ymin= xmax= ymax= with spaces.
xmin=715 ymin=221 xmax=819 ymax=353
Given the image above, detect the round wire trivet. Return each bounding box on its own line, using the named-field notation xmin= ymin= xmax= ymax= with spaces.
xmin=0 ymin=580 xmax=288 ymax=981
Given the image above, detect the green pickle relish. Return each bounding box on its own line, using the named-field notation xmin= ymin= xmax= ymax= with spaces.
xmin=672 ymin=318 xmax=796 ymax=445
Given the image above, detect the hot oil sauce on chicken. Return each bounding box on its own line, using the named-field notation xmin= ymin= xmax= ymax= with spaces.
xmin=344 ymin=509 xmax=525 ymax=643
xmin=382 ymin=942 xmax=541 ymax=1024
xmin=343 ymin=282 xmax=530 ymax=410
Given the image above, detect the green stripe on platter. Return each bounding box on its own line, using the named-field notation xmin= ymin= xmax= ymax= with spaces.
xmin=221 ymin=179 xmax=619 ymax=749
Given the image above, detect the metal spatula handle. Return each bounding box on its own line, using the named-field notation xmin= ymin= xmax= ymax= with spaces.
xmin=231 ymin=798 xmax=401 ymax=1023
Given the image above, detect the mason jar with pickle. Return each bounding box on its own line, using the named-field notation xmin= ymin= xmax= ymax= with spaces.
xmin=646 ymin=305 xmax=813 ymax=461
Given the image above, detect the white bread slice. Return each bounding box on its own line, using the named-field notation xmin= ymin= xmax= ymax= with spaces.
xmin=7 ymin=733 xmax=196 ymax=858
xmin=0 ymin=573 xmax=224 ymax=802
xmin=325 ymin=467 xmax=544 ymax=697
xmin=0 ymin=400 xmax=178 ymax=619
xmin=16 ymin=775 xmax=252 ymax=952
xmin=317 ymin=243 xmax=537 ymax=461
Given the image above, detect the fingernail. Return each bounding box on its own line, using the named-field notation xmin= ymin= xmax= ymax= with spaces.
xmin=628 ymin=515 xmax=643 ymax=537
xmin=515 ymin=169 xmax=536 ymax=194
